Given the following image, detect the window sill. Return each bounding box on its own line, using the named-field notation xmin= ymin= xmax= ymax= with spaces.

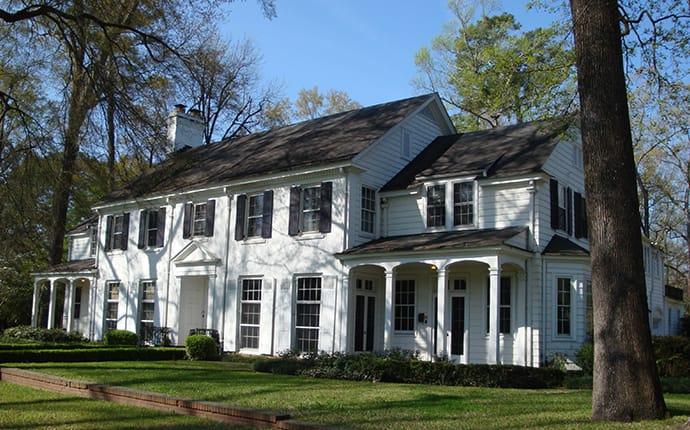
xmin=394 ymin=331 xmax=415 ymax=337
xmin=451 ymin=224 xmax=477 ymax=231
xmin=143 ymin=247 xmax=163 ymax=253
xmin=296 ymin=232 xmax=325 ymax=241
xmin=241 ymin=238 xmax=266 ymax=245
xmin=106 ymin=250 xmax=125 ymax=256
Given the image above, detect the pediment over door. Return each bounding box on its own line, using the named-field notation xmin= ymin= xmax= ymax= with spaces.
xmin=172 ymin=241 xmax=221 ymax=267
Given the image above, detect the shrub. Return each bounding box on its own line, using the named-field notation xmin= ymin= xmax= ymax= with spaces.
xmin=253 ymin=357 xmax=306 ymax=375
xmin=0 ymin=347 xmax=185 ymax=363
xmin=575 ymin=342 xmax=594 ymax=375
xmin=185 ymin=334 xmax=219 ymax=360
xmin=653 ymin=336 xmax=690 ymax=377
xmin=2 ymin=326 xmax=86 ymax=343
xmin=103 ymin=330 xmax=138 ymax=346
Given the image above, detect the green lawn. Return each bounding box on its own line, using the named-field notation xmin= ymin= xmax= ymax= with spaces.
xmin=8 ymin=361 xmax=690 ymax=429
xmin=0 ymin=381 xmax=247 ymax=429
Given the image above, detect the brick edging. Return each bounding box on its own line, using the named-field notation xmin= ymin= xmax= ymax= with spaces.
xmin=0 ymin=367 xmax=328 ymax=430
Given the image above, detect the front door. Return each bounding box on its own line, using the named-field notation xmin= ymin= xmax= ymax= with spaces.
xmin=354 ymin=294 xmax=375 ymax=352
xmin=449 ymin=295 xmax=466 ymax=361
xmin=178 ymin=277 xmax=208 ymax=345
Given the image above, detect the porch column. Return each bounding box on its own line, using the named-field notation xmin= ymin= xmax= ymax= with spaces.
xmin=436 ymin=268 xmax=448 ymax=358
xmin=383 ymin=269 xmax=394 ymax=350
xmin=46 ymin=280 xmax=56 ymax=329
xmin=65 ymin=279 xmax=75 ymax=332
xmin=518 ymin=272 xmax=529 ymax=366
xmin=31 ymin=280 xmax=41 ymax=327
xmin=488 ymin=267 xmax=501 ymax=364
xmin=339 ymin=275 xmax=350 ymax=352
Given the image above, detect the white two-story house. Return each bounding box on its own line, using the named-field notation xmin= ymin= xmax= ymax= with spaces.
xmin=30 ymin=94 xmax=682 ymax=365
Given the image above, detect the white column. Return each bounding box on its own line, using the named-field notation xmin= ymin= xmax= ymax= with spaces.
xmin=46 ymin=280 xmax=56 ymax=329
xmin=488 ymin=267 xmax=501 ymax=364
xmin=436 ymin=268 xmax=448 ymax=358
xmin=383 ymin=269 xmax=394 ymax=350
xmin=65 ymin=280 xmax=75 ymax=332
xmin=518 ymin=272 xmax=529 ymax=366
xmin=31 ymin=280 xmax=41 ymax=327
xmin=339 ymin=275 xmax=350 ymax=352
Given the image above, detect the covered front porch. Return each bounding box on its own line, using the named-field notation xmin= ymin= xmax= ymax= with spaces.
xmin=31 ymin=259 xmax=96 ymax=338
xmin=338 ymin=227 xmax=535 ymax=365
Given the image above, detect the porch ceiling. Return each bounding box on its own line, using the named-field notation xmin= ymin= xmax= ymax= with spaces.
xmin=337 ymin=226 xmax=528 ymax=257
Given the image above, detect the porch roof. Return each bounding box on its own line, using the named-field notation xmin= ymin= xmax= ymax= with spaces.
xmin=32 ymin=258 xmax=96 ymax=276
xmin=542 ymin=235 xmax=589 ymax=257
xmin=337 ymin=227 xmax=528 ymax=257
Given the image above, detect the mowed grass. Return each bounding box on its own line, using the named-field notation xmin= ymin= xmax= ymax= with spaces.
xmin=0 ymin=381 xmax=247 ymax=429
xmin=10 ymin=361 xmax=690 ymax=429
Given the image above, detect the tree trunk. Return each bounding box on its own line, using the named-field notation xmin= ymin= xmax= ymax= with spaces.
xmin=106 ymin=89 xmax=116 ymax=192
xmin=569 ymin=0 xmax=667 ymax=421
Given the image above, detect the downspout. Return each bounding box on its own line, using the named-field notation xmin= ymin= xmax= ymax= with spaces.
xmin=527 ymin=180 xmax=536 ymax=366
xmin=163 ymin=197 xmax=175 ymax=331
xmin=220 ymin=189 xmax=233 ymax=352
xmin=337 ymin=170 xmax=349 ymax=352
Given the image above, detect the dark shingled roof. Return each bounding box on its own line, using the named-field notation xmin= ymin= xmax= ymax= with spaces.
xmin=66 ymin=216 xmax=97 ymax=235
xmin=35 ymin=258 xmax=96 ymax=274
xmin=542 ymin=235 xmax=589 ymax=256
xmin=381 ymin=117 xmax=573 ymax=192
xmin=337 ymin=227 xmax=528 ymax=257
xmin=101 ymin=94 xmax=436 ymax=203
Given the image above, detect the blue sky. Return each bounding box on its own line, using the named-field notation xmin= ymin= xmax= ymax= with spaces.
xmin=220 ymin=1 xmax=557 ymax=107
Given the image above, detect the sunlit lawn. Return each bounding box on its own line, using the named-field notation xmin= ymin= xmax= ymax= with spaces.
xmin=0 ymin=380 xmax=247 ymax=429
xmin=8 ymin=361 xmax=690 ymax=429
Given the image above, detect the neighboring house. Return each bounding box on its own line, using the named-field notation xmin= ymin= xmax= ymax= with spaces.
xmin=30 ymin=94 xmax=683 ymax=365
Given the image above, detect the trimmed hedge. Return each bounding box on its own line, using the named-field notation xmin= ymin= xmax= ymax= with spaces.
xmin=103 ymin=330 xmax=138 ymax=346
xmin=2 ymin=326 xmax=87 ymax=343
xmin=0 ymin=343 xmax=111 ymax=351
xmin=564 ymin=375 xmax=690 ymax=394
xmin=185 ymin=335 xmax=219 ymax=361
xmin=0 ymin=347 xmax=185 ymax=363
xmin=253 ymin=353 xmax=564 ymax=389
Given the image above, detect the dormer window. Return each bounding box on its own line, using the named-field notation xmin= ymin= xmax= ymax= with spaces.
xmin=361 ymin=186 xmax=376 ymax=234
xmin=401 ymin=129 xmax=411 ymax=159
xmin=453 ymin=182 xmax=474 ymax=226
xmin=90 ymin=226 xmax=97 ymax=256
xmin=426 ymin=185 xmax=445 ymax=228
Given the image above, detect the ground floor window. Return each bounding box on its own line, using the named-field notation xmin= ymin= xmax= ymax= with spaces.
xmin=499 ymin=277 xmax=511 ymax=334
xmin=394 ymin=279 xmax=415 ymax=332
xmin=73 ymin=286 xmax=82 ymax=319
xmin=105 ymin=282 xmax=119 ymax=332
xmin=295 ymin=277 xmax=321 ymax=352
xmin=139 ymin=281 xmax=155 ymax=337
xmin=557 ymin=277 xmax=572 ymax=336
xmin=240 ymin=279 xmax=262 ymax=349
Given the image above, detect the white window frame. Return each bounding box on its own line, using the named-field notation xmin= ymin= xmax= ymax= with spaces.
xmin=138 ymin=280 xmax=156 ymax=336
xmin=192 ymin=203 xmax=207 ymax=236
xmin=73 ymin=286 xmax=82 ymax=319
xmin=555 ymin=276 xmax=574 ymax=338
xmin=246 ymin=194 xmax=264 ymax=238
xmin=401 ymin=128 xmax=411 ymax=159
xmin=300 ymin=185 xmax=321 ymax=233
xmin=452 ymin=181 xmax=475 ymax=228
xmin=484 ymin=275 xmax=513 ymax=336
xmin=361 ymin=186 xmax=376 ymax=235
xmin=143 ymin=210 xmax=160 ymax=248
xmin=111 ymin=215 xmax=125 ymax=250
xmin=585 ymin=278 xmax=593 ymax=338
xmin=105 ymin=281 xmax=120 ymax=332
xmin=426 ymin=184 xmax=446 ymax=229
xmin=394 ymin=279 xmax=416 ymax=333
xmin=90 ymin=225 xmax=98 ymax=256
xmin=557 ymin=185 xmax=568 ymax=232
xmin=239 ymin=278 xmax=262 ymax=350
xmin=294 ymin=276 xmax=322 ymax=352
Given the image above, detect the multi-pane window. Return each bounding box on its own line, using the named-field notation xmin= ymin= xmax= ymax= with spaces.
xmin=394 ymin=280 xmax=415 ymax=331
xmin=139 ymin=281 xmax=155 ymax=336
xmin=558 ymin=185 xmax=567 ymax=230
xmin=361 ymin=187 xmax=376 ymax=234
xmin=112 ymin=215 xmax=125 ymax=250
xmin=356 ymin=279 xmax=374 ymax=290
xmin=301 ymin=186 xmax=321 ymax=232
xmin=295 ymin=277 xmax=321 ymax=352
xmin=585 ymin=280 xmax=593 ymax=338
xmin=105 ymin=282 xmax=119 ymax=332
xmin=426 ymin=185 xmax=445 ymax=227
xmin=453 ymin=182 xmax=474 ymax=226
xmin=90 ymin=226 xmax=97 ymax=256
xmin=486 ymin=277 xmax=491 ymax=335
xmin=240 ymin=279 xmax=262 ymax=349
xmin=246 ymin=195 xmax=264 ymax=238
xmin=73 ymin=286 xmax=82 ymax=319
xmin=499 ymin=277 xmax=511 ymax=334
xmin=145 ymin=210 xmax=159 ymax=247
xmin=193 ymin=203 xmax=207 ymax=236
xmin=557 ymin=277 xmax=572 ymax=336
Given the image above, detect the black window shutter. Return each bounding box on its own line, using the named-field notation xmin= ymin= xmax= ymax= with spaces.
xmin=183 ymin=203 xmax=193 ymax=239
xmin=566 ymin=187 xmax=573 ymax=235
xmin=582 ymin=198 xmax=588 ymax=239
xmin=319 ymin=181 xmax=333 ymax=233
xmin=574 ymin=192 xmax=583 ymax=238
xmin=205 ymin=199 xmax=215 ymax=237
xmin=156 ymin=207 xmax=166 ymax=247
xmin=288 ymin=186 xmax=301 ymax=236
xmin=262 ymin=190 xmax=273 ymax=239
xmin=105 ymin=215 xmax=113 ymax=251
xmin=235 ymin=194 xmax=247 ymax=241
xmin=549 ymin=179 xmax=559 ymax=229
xmin=138 ymin=210 xmax=147 ymax=249
xmin=121 ymin=212 xmax=130 ymax=250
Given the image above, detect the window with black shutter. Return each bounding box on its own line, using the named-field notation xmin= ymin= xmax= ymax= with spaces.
xmin=138 ymin=209 xmax=164 ymax=249
xmin=288 ymin=183 xmax=332 ymax=235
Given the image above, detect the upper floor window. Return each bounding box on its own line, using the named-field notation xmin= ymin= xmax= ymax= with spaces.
xmin=426 ymin=185 xmax=445 ymax=228
xmin=301 ymin=186 xmax=321 ymax=232
xmin=556 ymin=277 xmax=572 ymax=336
xmin=247 ymin=194 xmax=264 ymax=238
xmin=550 ymin=178 xmax=572 ymax=234
xmin=138 ymin=208 xmax=165 ymax=249
xmin=183 ymin=200 xmax=215 ymax=239
xmin=112 ymin=215 xmax=125 ymax=249
xmin=288 ymin=182 xmax=332 ymax=236
xmin=453 ymin=182 xmax=474 ymax=226
xmin=361 ymin=186 xmax=376 ymax=234
xmin=90 ymin=226 xmax=97 ymax=256
xmin=558 ymin=185 xmax=567 ymax=230
xmin=105 ymin=213 xmax=130 ymax=251
xmin=401 ymin=129 xmax=411 ymax=159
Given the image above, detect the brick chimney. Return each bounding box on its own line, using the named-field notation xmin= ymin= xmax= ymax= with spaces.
xmin=166 ymin=104 xmax=205 ymax=154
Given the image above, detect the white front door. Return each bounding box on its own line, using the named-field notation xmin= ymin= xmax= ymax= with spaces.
xmin=448 ymin=277 xmax=469 ymax=363
xmin=178 ymin=277 xmax=208 ymax=345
